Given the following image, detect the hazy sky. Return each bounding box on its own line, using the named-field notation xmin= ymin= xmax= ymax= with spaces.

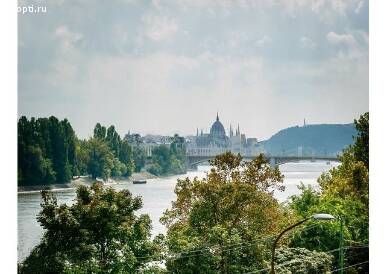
xmin=18 ymin=0 xmax=369 ymax=140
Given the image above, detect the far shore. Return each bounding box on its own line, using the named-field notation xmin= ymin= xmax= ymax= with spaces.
xmin=18 ymin=172 xmax=158 ymax=193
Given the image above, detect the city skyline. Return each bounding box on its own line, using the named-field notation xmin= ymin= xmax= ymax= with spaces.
xmin=18 ymin=0 xmax=369 ymax=140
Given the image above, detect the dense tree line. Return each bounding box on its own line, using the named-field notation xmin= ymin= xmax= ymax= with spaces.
xmin=18 ymin=117 xmax=137 ymax=185
xmin=18 ymin=117 xmax=188 ymax=186
xmin=18 ymin=116 xmax=77 ymax=185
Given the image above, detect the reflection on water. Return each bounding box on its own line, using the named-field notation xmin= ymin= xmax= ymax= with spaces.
xmin=17 ymin=161 xmax=339 ymax=261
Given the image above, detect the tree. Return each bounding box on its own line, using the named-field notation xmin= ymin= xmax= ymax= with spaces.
xmin=353 ymin=112 xmax=369 ymax=168
xmin=18 ymin=183 xmax=157 ymax=274
xmin=86 ymin=138 xmax=114 ymax=180
xmin=148 ymin=145 xmax=172 ymax=175
xmin=93 ymin=123 xmax=106 ymax=140
xmin=288 ymin=112 xmax=369 ymax=273
xmin=148 ymin=143 xmax=187 ymax=176
xmin=73 ymin=139 xmax=89 ymax=177
xmin=133 ymin=146 xmax=146 ymax=172
xmin=106 ymin=125 xmax=121 ymax=157
xmin=161 ymin=152 xmax=285 ymax=273
xmin=20 ymin=146 xmax=56 ymax=185
xmin=119 ymin=141 xmax=135 ymax=177
xmin=18 ymin=116 xmax=76 ymax=186
xmin=111 ymin=157 xmax=127 ymax=177
xmin=275 ymin=248 xmax=333 ymax=273
xmin=48 ymin=116 xmax=72 ymax=183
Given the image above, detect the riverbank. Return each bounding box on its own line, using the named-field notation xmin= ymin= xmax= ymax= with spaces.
xmin=18 ymin=172 xmax=157 ymax=193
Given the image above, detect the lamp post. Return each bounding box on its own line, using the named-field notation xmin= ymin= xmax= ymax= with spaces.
xmin=270 ymin=213 xmax=335 ymax=274
xmin=338 ymin=216 xmax=344 ymax=274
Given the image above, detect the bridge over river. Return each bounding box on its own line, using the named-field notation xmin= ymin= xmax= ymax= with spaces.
xmin=187 ymin=154 xmax=339 ymax=168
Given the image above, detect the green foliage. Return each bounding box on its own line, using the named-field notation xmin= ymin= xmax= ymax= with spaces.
xmin=106 ymin=125 xmax=121 ymax=157
xmin=19 ymin=116 xmax=188 ymax=185
xmin=20 ymin=145 xmax=56 ymax=185
xmin=133 ymin=146 xmax=146 ymax=172
xmin=18 ymin=183 xmax=157 ymax=274
xmin=161 ymin=152 xmax=285 ymax=273
xmin=119 ymin=141 xmax=135 ymax=176
xmin=18 ymin=116 xmax=77 ymax=185
xmin=147 ymin=136 xmax=187 ymax=176
xmin=148 ymin=145 xmax=172 ymax=175
xmin=18 ymin=117 xmax=142 ymax=186
xmin=275 ymin=247 xmax=333 ymax=273
xmin=353 ymin=112 xmax=369 ymax=168
xmin=74 ymin=139 xmax=89 ymax=177
xmin=288 ymin=112 xmax=369 ymax=273
xmin=86 ymin=138 xmax=114 ymax=180
xmin=93 ymin=123 xmax=106 ymax=139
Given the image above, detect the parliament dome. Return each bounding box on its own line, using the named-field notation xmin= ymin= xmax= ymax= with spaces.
xmin=210 ymin=113 xmax=226 ymax=139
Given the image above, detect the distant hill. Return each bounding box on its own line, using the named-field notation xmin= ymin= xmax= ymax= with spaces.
xmin=262 ymin=124 xmax=357 ymax=156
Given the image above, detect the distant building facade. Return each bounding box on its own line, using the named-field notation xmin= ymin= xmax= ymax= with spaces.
xmin=124 ymin=133 xmax=173 ymax=157
xmin=186 ymin=113 xmax=264 ymax=157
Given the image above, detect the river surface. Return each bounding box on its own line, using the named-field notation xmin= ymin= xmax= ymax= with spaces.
xmin=18 ymin=161 xmax=339 ymax=262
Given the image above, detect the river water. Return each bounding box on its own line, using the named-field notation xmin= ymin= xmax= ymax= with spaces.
xmin=17 ymin=161 xmax=339 ymax=262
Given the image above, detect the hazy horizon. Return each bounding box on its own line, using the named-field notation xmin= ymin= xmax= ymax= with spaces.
xmin=18 ymin=0 xmax=369 ymax=140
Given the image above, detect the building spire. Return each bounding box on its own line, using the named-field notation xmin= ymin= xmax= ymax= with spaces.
xmin=196 ymin=127 xmax=199 ymax=137
xmin=237 ymin=123 xmax=240 ymax=135
xmin=216 ymin=112 xmax=219 ymax=121
xmin=229 ymin=124 xmax=233 ymax=137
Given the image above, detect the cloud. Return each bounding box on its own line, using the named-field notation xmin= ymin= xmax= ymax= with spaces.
xmin=141 ymin=14 xmax=179 ymax=41
xmin=326 ymin=31 xmax=356 ymax=46
xmin=300 ymin=36 xmax=317 ymax=49
xmin=54 ymin=25 xmax=83 ymax=51
xmin=355 ymin=0 xmax=364 ymax=13
xmin=18 ymin=0 xmax=369 ymax=139
xmin=256 ymin=35 xmax=272 ymax=48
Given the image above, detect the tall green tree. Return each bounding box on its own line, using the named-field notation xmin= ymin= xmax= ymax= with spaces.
xmin=133 ymin=146 xmax=146 ymax=172
xmin=119 ymin=140 xmax=135 ymax=177
xmin=18 ymin=116 xmax=77 ymax=185
xmin=48 ymin=116 xmax=72 ymax=183
xmin=73 ymin=139 xmax=89 ymax=177
xmin=353 ymin=112 xmax=369 ymax=168
xmin=18 ymin=183 xmax=157 ymax=274
xmin=86 ymin=138 xmax=114 ymax=180
xmin=93 ymin=123 xmax=106 ymax=140
xmin=106 ymin=125 xmax=121 ymax=157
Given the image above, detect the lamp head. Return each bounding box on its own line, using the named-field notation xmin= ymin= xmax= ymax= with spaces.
xmin=312 ymin=213 xmax=335 ymax=221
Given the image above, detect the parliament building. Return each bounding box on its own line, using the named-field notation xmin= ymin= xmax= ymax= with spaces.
xmin=186 ymin=113 xmax=264 ymax=157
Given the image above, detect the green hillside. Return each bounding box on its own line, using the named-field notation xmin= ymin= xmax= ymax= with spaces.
xmin=263 ymin=124 xmax=356 ymax=156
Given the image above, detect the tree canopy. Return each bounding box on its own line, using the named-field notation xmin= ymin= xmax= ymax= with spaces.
xmin=288 ymin=112 xmax=369 ymax=273
xmin=18 ymin=116 xmax=185 ymax=186
xmin=18 ymin=116 xmax=77 ymax=185
xmin=160 ymin=152 xmax=286 ymax=273
xmin=18 ymin=183 xmax=158 ymax=274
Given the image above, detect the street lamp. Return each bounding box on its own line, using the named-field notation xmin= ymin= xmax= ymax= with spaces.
xmin=270 ymin=213 xmax=335 ymax=274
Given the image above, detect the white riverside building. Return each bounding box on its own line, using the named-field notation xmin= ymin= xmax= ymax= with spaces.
xmin=186 ymin=113 xmax=264 ymax=157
